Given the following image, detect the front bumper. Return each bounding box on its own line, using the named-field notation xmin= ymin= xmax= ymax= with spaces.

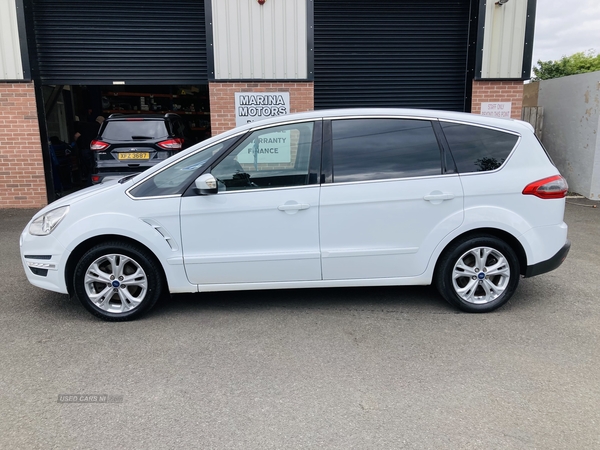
xmin=20 ymin=228 xmax=69 ymax=294
xmin=524 ymin=240 xmax=571 ymax=278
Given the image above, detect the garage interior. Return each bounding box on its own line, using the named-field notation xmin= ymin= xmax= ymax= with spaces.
xmin=26 ymin=0 xmax=209 ymax=198
xmin=43 ymin=84 xmax=210 ymax=196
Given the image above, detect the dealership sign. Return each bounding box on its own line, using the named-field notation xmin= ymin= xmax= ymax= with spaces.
xmin=235 ymin=92 xmax=290 ymax=126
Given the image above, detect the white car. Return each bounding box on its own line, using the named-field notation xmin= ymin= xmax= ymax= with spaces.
xmin=21 ymin=109 xmax=570 ymax=320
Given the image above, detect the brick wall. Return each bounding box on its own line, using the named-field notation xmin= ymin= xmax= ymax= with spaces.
xmin=471 ymin=80 xmax=524 ymax=119
xmin=0 ymin=82 xmax=47 ymax=208
xmin=209 ymin=82 xmax=314 ymax=136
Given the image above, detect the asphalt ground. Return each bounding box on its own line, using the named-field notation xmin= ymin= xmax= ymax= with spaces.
xmin=0 ymin=200 xmax=599 ymax=449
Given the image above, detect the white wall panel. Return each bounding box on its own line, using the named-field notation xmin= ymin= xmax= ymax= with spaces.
xmin=212 ymin=0 xmax=307 ymax=79
xmin=0 ymin=0 xmax=24 ymax=80
xmin=481 ymin=0 xmax=528 ymax=79
xmin=538 ymin=72 xmax=600 ymax=200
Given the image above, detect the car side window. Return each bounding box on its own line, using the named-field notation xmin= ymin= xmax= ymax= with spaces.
xmin=331 ymin=118 xmax=442 ymax=183
xmin=440 ymin=122 xmax=519 ymax=173
xmin=128 ymin=137 xmax=237 ymax=198
xmin=211 ymin=122 xmax=314 ymax=192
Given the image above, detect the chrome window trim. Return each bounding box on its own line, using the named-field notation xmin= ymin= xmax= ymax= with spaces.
xmin=326 ymin=173 xmax=460 ymax=187
xmin=328 ymin=115 xmax=438 ymax=122
xmin=215 ymin=184 xmax=318 ymax=195
xmin=246 ymin=117 xmax=322 ymax=131
xmin=327 ymin=115 xmax=523 ymax=138
xmin=437 ymin=118 xmax=521 ymax=137
xmin=125 ymin=115 xmax=523 ymax=199
xmin=193 ymin=173 xmax=461 ymax=194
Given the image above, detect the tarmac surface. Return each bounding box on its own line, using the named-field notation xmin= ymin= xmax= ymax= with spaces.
xmin=1 ymin=200 xmax=599 ymax=449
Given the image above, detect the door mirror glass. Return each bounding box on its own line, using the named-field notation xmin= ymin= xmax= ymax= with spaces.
xmin=194 ymin=173 xmax=218 ymax=195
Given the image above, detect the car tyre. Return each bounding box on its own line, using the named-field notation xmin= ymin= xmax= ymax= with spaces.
xmin=73 ymin=241 xmax=164 ymax=321
xmin=434 ymin=235 xmax=520 ymax=313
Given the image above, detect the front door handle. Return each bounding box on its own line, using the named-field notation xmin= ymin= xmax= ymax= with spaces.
xmin=278 ymin=203 xmax=310 ymax=211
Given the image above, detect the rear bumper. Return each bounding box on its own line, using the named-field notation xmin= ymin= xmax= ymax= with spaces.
xmin=94 ymin=153 xmax=171 ymax=172
xmin=93 ymin=160 xmax=160 ymax=183
xmin=524 ymin=240 xmax=571 ymax=278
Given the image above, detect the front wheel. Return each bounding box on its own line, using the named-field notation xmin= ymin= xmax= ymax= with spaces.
xmin=434 ymin=235 xmax=520 ymax=313
xmin=73 ymin=241 xmax=165 ymax=321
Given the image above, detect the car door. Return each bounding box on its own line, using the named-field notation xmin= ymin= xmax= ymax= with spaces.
xmin=180 ymin=120 xmax=322 ymax=285
xmin=319 ymin=117 xmax=464 ymax=280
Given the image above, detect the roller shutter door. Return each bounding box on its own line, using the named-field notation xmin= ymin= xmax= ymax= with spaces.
xmin=314 ymin=0 xmax=472 ymax=111
xmin=29 ymin=0 xmax=207 ymax=85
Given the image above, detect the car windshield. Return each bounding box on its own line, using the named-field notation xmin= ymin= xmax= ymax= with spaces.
xmin=102 ymin=120 xmax=169 ymax=141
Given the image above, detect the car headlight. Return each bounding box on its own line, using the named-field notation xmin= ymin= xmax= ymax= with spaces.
xmin=29 ymin=206 xmax=70 ymax=236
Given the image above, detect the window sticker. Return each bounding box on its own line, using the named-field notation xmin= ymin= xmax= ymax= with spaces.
xmin=236 ymin=130 xmax=292 ymax=164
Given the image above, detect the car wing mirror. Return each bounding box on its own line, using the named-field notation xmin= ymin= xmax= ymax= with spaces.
xmin=194 ymin=173 xmax=218 ymax=195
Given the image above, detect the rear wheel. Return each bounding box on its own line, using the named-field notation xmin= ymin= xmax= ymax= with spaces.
xmin=73 ymin=241 xmax=164 ymax=321
xmin=435 ymin=235 xmax=520 ymax=313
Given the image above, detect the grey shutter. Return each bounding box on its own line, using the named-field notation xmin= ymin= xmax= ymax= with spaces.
xmin=29 ymin=0 xmax=207 ymax=85
xmin=314 ymin=0 xmax=473 ymax=111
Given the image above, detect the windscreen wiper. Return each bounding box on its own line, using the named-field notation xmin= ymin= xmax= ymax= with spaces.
xmin=118 ymin=174 xmax=138 ymax=184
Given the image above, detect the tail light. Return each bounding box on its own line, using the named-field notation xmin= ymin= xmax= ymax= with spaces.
xmin=523 ymin=175 xmax=568 ymax=199
xmin=90 ymin=140 xmax=109 ymax=151
xmin=91 ymin=175 xmax=101 ymax=183
xmin=157 ymin=138 xmax=184 ymax=150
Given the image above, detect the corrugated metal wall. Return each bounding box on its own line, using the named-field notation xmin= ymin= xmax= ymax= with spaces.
xmin=480 ymin=0 xmax=528 ymax=79
xmin=212 ymin=0 xmax=307 ymax=79
xmin=313 ymin=0 xmax=472 ymax=111
xmin=29 ymin=0 xmax=207 ymax=85
xmin=0 ymin=0 xmax=24 ymax=80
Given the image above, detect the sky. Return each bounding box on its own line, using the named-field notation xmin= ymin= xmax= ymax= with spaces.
xmin=532 ymin=0 xmax=600 ymax=64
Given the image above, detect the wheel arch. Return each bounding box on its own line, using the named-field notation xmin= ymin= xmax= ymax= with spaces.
xmin=433 ymin=228 xmax=528 ymax=278
xmin=65 ymin=234 xmax=167 ymax=296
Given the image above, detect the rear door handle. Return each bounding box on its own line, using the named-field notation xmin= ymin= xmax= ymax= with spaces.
xmin=424 ymin=192 xmax=455 ymax=204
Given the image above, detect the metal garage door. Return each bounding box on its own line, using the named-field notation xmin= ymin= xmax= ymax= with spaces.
xmin=28 ymin=0 xmax=207 ymax=85
xmin=314 ymin=0 xmax=474 ymax=111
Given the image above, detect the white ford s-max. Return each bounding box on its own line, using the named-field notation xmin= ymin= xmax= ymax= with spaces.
xmin=21 ymin=109 xmax=570 ymax=320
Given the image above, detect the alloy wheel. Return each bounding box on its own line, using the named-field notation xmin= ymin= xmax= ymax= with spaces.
xmin=83 ymin=253 xmax=148 ymax=314
xmin=451 ymin=246 xmax=511 ymax=305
